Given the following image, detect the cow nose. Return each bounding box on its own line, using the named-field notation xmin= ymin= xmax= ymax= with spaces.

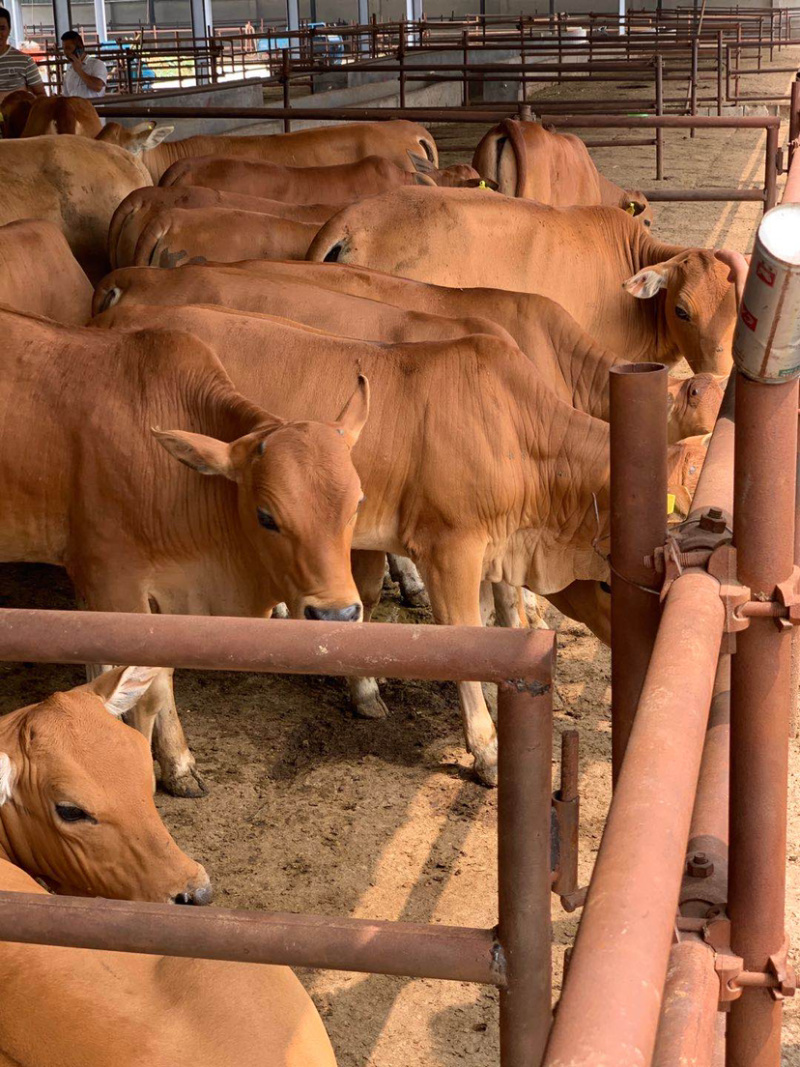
xmin=304 ymin=603 xmax=362 ymax=622
xmin=173 ymin=882 xmax=214 ymax=906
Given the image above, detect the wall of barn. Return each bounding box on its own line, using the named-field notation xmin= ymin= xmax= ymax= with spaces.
xmin=20 ymin=0 xmax=782 ymax=36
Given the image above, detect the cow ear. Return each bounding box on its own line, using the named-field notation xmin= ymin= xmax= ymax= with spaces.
xmin=408 ymin=150 xmax=434 ymax=174
xmin=335 ymin=375 xmax=370 ymax=445
xmin=622 ymin=264 xmax=671 ymax=299
xmin=87 ymin=666 xmax=162 ymax=718
xmin=123 ymin=121 xmax=173 ymax=155
xmin=462 ymin=177 xmax=499 ymax=189
xmin=152 ymin=428 xmax=236 ymax=480
xmin=622 ymin=194 xmax=648 ymax=217
xmin=0 ymin=753 xmax=15 ymax=805
xmin=413 ymin=173 xmax=436 ymax=186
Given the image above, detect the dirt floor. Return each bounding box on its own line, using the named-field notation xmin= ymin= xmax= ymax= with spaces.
xmin=4 ymin=46 xmax=800 ymax=1067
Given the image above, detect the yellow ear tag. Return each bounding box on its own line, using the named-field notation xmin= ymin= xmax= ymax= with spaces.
xmin=626 ymin=202 xmax=636 ymax=215
xmin=479 ymin=180 xmax=488 ymax=189
xmin=667 ymin=493 xmax=676 ymax=515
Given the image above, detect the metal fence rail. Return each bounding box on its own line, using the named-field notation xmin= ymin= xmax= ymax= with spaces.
xmin=0 ymin=614 xmax=557 ymax=1066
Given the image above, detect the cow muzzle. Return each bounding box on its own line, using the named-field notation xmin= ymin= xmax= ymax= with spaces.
xmin=304 ymin=603 xmax=362 ymax=623
xmin=172 ymin=872 xmax=214 ymax=906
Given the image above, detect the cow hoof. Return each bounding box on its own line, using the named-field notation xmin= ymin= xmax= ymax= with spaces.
xmin=354 ymin=693 xmax=390 ymax=719
xmin=473 ymin=744 xmax=499 ymax=788
xmin=400 ymin=587 xmax=430 ymax=610
xmin=161 ymin=766 xmax=209 ymax=798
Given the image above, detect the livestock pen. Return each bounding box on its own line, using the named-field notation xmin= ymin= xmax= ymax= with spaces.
xmin=3 ymin=15 xmax=800 ymax=1065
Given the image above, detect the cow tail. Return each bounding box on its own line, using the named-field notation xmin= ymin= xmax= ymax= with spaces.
xmin=500 ymin=118 xmax=528 ymax=199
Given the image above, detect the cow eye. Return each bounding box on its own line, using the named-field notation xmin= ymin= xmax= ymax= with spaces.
xmin=257 ymin=507 xmax=280 ymax=533
xmin=675 ymin=306 xmax=691 ymax=321
xmin=55 ymin=803 xmax=95 ymax=824
xmin=600 ymin=581 xmax=612 ymax=594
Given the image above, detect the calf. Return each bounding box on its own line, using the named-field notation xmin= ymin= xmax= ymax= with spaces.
xmin=308 ymin=188 xmax=736 ymax=374
xmin=120 ymin=204 xmax=320 ymax=267
xmin=91 ymin=303 xmax=704 ymax=786
xmin=94 ymin=263 xmax=724 ymax=441
xmin=21 ymin=94 xmax=102 ymax=138
xmin=100 ymin=118 xmax=438 ymax=182
xmin=0 ymin=219 xmax=92 ymax=323
xmin=0 ymin=308 xmax=367 ymax=795
xmin=109 ymin=187 xmax=335 ymax=270
xmin=0 ymin=668 xmax=335 ymax=1067
xmin=472 ymin=118 xmax=651 ymax=224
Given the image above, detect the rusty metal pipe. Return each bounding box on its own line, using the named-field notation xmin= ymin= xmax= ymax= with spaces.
xmin=609 ymin=362 xmax=668 ymax=783
xmin=726 ymin=372 xmax=798 ymax=1067
xmin=0 ymin=893 xmax=504 ymax=985
xmin=652 ymin=657 xmax=730 ymax=1067
xmin=0 ymin=609 xmax=555 ymax=684
xmin=543 ymin=571 xmax=724 ymax=1067
xmin=498 ymin=680 xmax=554 ymax=1066
xmin=689 ymin=373 xmax=736 ymax=524
xmin=653 ymin=937 xmax=721 ymax=1067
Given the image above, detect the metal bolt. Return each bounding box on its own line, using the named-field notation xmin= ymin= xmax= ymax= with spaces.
xmin=686 ymin=851 xmax=715 ymax=878
xmin=698 ymin=507 xmax=727 ymax=534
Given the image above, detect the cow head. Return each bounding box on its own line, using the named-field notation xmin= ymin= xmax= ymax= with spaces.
xmin=620 ymin=190 xmax=652 ymax=228
xmin=96 ymin=120 xmax=174 ymax=155
xmin=0 ymin=667 xmax=211 ymax=903
xmin=622 ymin=249 xmax=736 ymax=374
xmin=154 ymin=377 xmax=370 ymax=622
xmin=408 ymin=152 xmax=498 ymax=189
xmin=666 ymin=373 xmax=726 ymax=443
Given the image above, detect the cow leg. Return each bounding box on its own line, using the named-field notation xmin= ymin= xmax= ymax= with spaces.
xmin=387 ymin=554 xmax=429 ymax=608
xmin=349 ymin=550 xmax=389 ymax=719
xmin=150 ymin=671 xmax=207 ymax=798
xmin=418 ymin=543 xmax=498 ymax=787
xmin=73 ymin=577 xmax=206 ymax=799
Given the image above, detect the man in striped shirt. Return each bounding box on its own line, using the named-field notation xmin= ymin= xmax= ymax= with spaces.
xmin=0 ymin=7 xmax=46 ymax=103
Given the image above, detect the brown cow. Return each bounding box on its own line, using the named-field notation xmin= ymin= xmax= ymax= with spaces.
xmin=99 ymin=119 xmax=438 ymax=183
xmin=93 ymin=262 xmax=723 ymax=441
xmin=160 ymin=153 xmax=483 ymax=202
xmin=0 ymin=88 xmax=34 ymax=138
xmin=307 ymin=189 xmax=736 ymax=374
xmin=117 ymin=204 xmax=321 ymax=267
xmin=0 ymin=219 xmax=93 ymax=323
xmin=108 ymin=187 xmax=337 ymax=270
xmin=0 ymin=308 xmax=367 ymax=795
xmin=0 ymin=135 xmax=152 ymax=282
xmin=0 ymin=668 xmax=336 ymax=1067
xmin=90 ymin=302 xmax=704 ymax=785
xmin=21 ymin=94 xmax=102 ymax=137
xmin=472 ymin=118 xmax=651 ymax=223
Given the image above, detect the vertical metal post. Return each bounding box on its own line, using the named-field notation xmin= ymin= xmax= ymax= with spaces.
xmin=757 ymin=15 xmax=763 ymax=70
xmin=189 ymin=0 xmax=212 ymax=82
xmin=793 ymin=413 xmax=800 ymax=739
xmin=727 ymin=372 xmax=798 ymax=1067
xmin=281 ymin=49 xmax=291 ymax=132
xmin=398 ymin=34 xmax=405 ymax=108
xmin=690 ymin=35 xmax=699 ymax=138
xmin=765 ymin=123 xmax=779 ymax=212
xmin=462 ymin=29 xmax=469 ymax=107
xmin=357 ymin=0 xmax=369 ymax=55
xmin=717 ymin=29 xmax=724 ymax=114
xmin=51 ymin=0 xmax=72 ymax=42
xmin=498 ymin=673 xmax=554 ymax=1067
xmin=609 ymin=363 xmax=668 ymax=784
xmin=93 ymin=0 xmax=107 ymax=41
xmin=656 ymin=55 xmax=664 ymax=180
xmin=7 ymin=0 xmax=23 ymax=46
xmin=789 ymin=77 xmax=800 ymax=171
xmin=735 ymin=22 xmax=741 ymax=102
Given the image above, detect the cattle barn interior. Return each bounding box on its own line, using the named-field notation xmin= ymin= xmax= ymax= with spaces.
xmin=0 ymin=3 xmax=799 ymax=1065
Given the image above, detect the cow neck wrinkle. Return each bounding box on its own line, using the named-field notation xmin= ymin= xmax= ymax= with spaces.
xmin=520 ymin=379 xmax=610 ymax=545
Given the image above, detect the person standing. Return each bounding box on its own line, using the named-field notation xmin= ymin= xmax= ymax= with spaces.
xmin=60 ymin=30 xmax=107 ymax=100
xmin=0 ymin=7 xmax=45 ymax=103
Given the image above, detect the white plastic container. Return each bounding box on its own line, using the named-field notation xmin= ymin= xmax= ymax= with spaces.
xmin=733 ymin=202 xmax=800 ymax=383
